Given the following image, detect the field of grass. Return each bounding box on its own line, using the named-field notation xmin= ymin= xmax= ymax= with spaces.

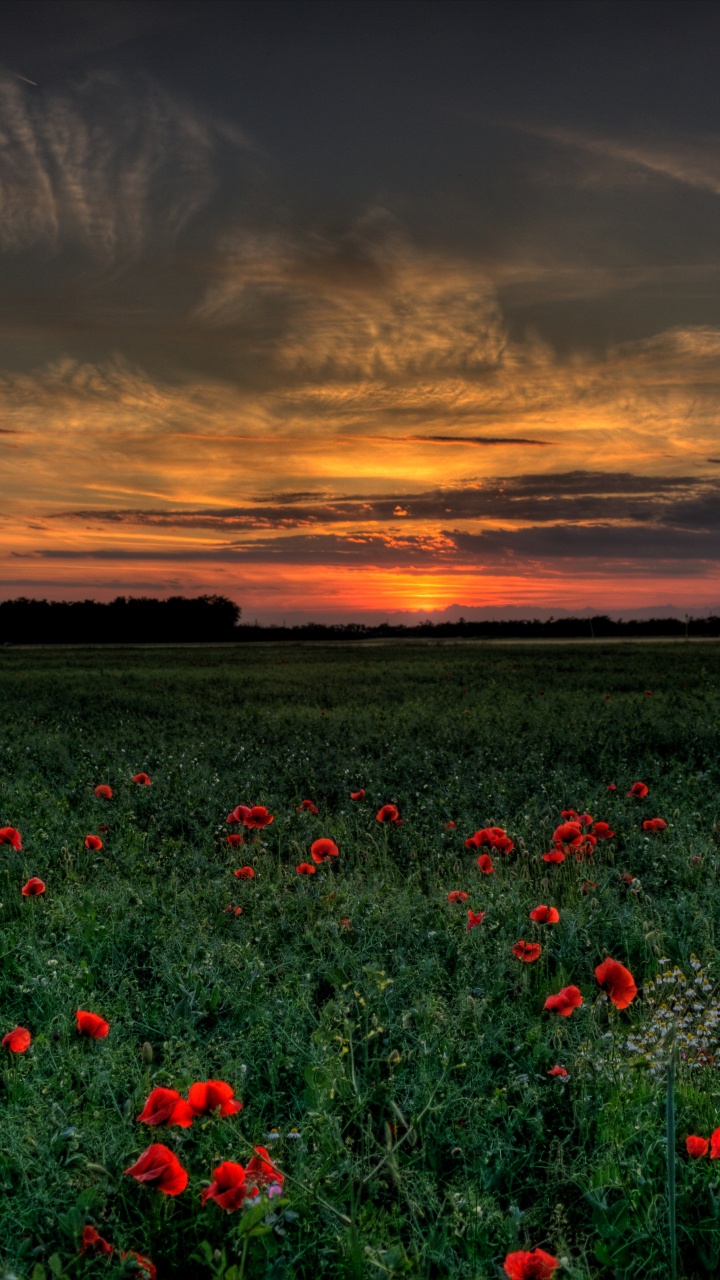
xmin=1 ymin=640 xmax=720 ymax=1280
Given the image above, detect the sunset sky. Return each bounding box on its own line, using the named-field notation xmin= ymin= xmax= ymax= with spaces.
xmin=1 ymin=0 xmax=719 ymax=621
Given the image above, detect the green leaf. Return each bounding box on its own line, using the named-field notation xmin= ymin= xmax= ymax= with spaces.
xmin=48 ymin=1255 xmax=64 ymax=1278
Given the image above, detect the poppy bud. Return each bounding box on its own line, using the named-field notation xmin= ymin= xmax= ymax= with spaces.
xmin=142 ymin=1041 xmax=154 ymax=1064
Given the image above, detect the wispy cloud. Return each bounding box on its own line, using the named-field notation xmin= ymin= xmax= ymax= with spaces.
xmin=0 ymin=69 xmax=251 ymax=264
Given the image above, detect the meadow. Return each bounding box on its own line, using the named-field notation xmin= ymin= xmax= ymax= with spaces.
xmin=1 ymin=640 xmax=720 ymax=1280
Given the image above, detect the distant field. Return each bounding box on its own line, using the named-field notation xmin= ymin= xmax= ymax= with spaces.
xmin=1 ymin=642 xmax=720 ymax=1280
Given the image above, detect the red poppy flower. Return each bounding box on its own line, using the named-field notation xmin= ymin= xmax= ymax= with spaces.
xmin=645 ymin=689 xmax=654 ymax=696
xmin=350 ymin=789 xmax=365 ymax=800
xmin=591 ymin=821 xmax=614 ymax=839
xmin=529 ymin=905 xmax=559 ymax=924
xmin=607 ymin=783 xmax=617 ymax=791
xmin=245 ymin=1145 xmax=284 ymax=1190
xmin=233 ymin=906 xmax=242 ymax=916
xmin=560 ymin=809 xmax=580 ymax=821
xmin=544 ymin=985 xmax=583 ymax=1017
xmin=628 ymin=781 xmax=648 ymax=799
xmin=79 ymin=1225 xmax=113 ymax=1256
xmin=595 ymin=958 xmax=637 ymax=1009
xmin=94 ymin=785 xmax=113 ymax=799
xmin=503 ymin=1248 xmax=559 ymax=1279
xmin=552 ymin=821 xmax=583 ymax=846
xmin=687 ymin=1135 xmax=709 ymax=1158
xmin=124 ymin=1143 xmax=188 ymax=1195
xmin=2 ymin=1026 xmax=31 ymax=1053
xmin=84 ymin=834 xmax=103 ymax=850
xmin=132 ymin=773 xmax=152 ymax=786
xmin=581 ymin=879 xmax=597 ymax=895
xmin=445 ymin=820 xmax=457 ymax=829
xmin=376 ymin=804 xmax=400 ymax=823
xmin=542 ymin=848 xmax=565 ymax=864
xmin=201 ymin=1160 xmax=250 ymax=1211
xmin=0 ymin=826 xmax=22 ymax=850
xmin=477 ymin=853 xmax=494 ymax=874
xmin=187 ymin=1079 xmax=242 ymax=1118
xmin=710 ymin=1128 xmax=720 ymax=1158
xmin=296 ymin=861 xmax=316 ymax=874
xmin=341 ymin=916 xmax=352 ymax=929
xmin=547 ymin=1065 xmax=568 ymax=1078
xmin=227 ymin=833 xmax=244 ymax=847
xmin=246 ymin=805 xmax=274 ymax=829
xmin=574 ymin=834 xmax=597 ymax=862
xmin=642 ymin=817 xmax=667 ymax=833
xmin=447 ymin=890 xmax=469 ymax=903
xmin=494 ymin=834 xmax=515 ymax=855
xmin=228 ymin=804 xmax=252 ymax=824
xmin=512 ymin=940 xmax=542 ymax=963
xmin=21 ymin=877 xmax=45 ymax=896
xmin=137 ymin=1087 xmax=193 ymax=1128
xmin=234 ymin=865 xmax=256 ymax=879
xmin=296 ymin=799 xmax=318 ymax=813
xmin=76 ymin=1009 xmax=109 ymax=1039
xmin=120 ymin=1252 xmax=157 ymax=1280
xmin=466 ymin=909 xmax=485 ymax=930
xmin=311 ymin=838 xmax=339 ymax=864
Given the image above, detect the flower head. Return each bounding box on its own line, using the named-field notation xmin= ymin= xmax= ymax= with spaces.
xmin=710 ymin=1128 xmax=720 ymax=1159
xmin=447 ymin=890 xmax=469 ymax=903
xmin=296 ymin=799 xmax=318 ymax=813
xmin=124 ymin=1143 xmax=188 ymax=1195
xmin=227 ymin=833 xmax=244 ymax=847
xmin=79 ymin=1225 xmax=113 ymax=1256
xmin=76 ymin=1009 xmax=109 ymax=1038
xmin=0 ymin=826 xmax=21 ymax=850
xmin=529 ymin=905 xmax=559 ymax=924
xmin=137 ymin=1087 xmax=193 ymax=1128
xmin=311 ymin=837 xmax=339 ymax=864
xmin=187 ymin=1079 xmax=242 ymax=1118
xmin=94 ymin=785 xmax=113 ymax=799
xmin=245 ymin=1144 xmax=284 ymax=1191
xmin=607 ymin=782 xmax=617 ymax=791
xmin=477 ymin=853 xmax=494 ymax=874
xmin=296 ymin=861 xmax=316 ymax=875
xmin=84 ymin=834 xmax=103 ymax=850
xmin=234 ymin=865 xmax=255 ymax=879
xmin=3 ymin=1026 xmax=31 ymax=1053
xmin=376 ymin=803 xmax=400 ymax=823
xmin=643 ymin=817 xmax=667 ymax=833
xmin=246 ymin=805 xmax=274 ymax=829
xmin=628 ymin=781 xmax=649 ymax=799
xmin=466 ymin=909 xmax=485 ymax=930
xmin=350 ymin=789 xmax=365 ymax=800
xmin=503 ymin=1249 xmax=559 ymax=1279
xmin=201 ymin=1160 xmax=250 ymax=1211
xmin=228 ymin=804 xmax=252 ymax=824
xmin=595 ymin=958 xmax=637 ymax=1009
xmin=513 ymin=940 xmax=542 ymax=963
xmin=132 ymin=773 xmax=152 ymax=786
xmin=687 ymin=1135 xmax=709 ymax=1158
xmin=592 ymin=821 xmax=614 ymax=839
xmin=547 ymin=1065 xmax=568 ymax=1078
xmin=542 ymin=848 xmax=565 ymax=864
xmin=552 ymin=821 xmax=583 ymax=846
xmin=544 ymin=985 xmax=583 ymax=1017
xmin=21 ymin=877 xmax=45 ymax=896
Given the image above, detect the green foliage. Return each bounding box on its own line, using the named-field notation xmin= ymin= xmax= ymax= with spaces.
xmin=0 ymin=641 xmax=719 ymax=1278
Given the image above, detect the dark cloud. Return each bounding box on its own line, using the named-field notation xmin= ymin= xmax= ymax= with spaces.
xmin=54 ymin=473 xmax=720 ymax=532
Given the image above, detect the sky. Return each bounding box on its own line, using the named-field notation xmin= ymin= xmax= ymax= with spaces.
xmin=1 ymin=0 xmax=719 ymax=623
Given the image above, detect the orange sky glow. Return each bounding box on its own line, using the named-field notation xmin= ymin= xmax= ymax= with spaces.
xmin=1 ymin=6 xmax=719 ymax=621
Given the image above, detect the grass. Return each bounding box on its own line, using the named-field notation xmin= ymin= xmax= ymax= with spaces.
xmin=1 ymin=640 xmax=720 ymax=1280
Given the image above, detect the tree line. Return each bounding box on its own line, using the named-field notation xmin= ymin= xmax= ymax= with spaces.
xmin=0 ymin=596 xmax=718 ymax=644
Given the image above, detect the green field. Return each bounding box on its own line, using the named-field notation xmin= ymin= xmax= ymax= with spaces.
xmin=2 ymin=641 xmax=720 ymax=1280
